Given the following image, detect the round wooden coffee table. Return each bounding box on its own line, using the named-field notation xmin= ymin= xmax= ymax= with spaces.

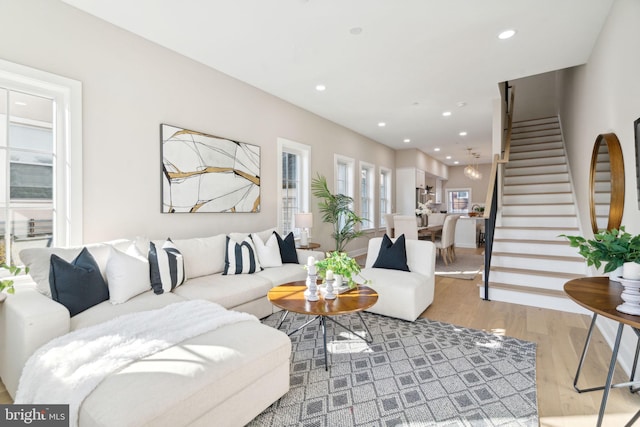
xmin=268 ymin=281 xmax=378 ymax=370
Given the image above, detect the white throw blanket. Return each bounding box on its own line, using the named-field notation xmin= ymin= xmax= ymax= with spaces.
xmin=15 ymin=299 xmax=257 ymax=427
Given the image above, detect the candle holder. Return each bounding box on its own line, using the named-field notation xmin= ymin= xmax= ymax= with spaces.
xmin=304 ymin=273 xmax=319 ymax=301
xmin=324 ymin=278 xmax=336 ymax=300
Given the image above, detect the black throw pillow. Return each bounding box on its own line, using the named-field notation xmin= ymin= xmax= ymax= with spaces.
xmin=49 ymin=247 xmax=110 ymax=317
xmin=274 ymin=231 xmax=299 ymax=264
xmin=372 ymin=234 xmax=410 ymax=272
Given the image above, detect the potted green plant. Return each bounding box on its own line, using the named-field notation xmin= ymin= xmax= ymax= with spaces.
xmin=0 ymin=263 xmax=29 ymax=301
xmin=311 ymin=173 xmax=367 ymax=252
xmin=315 ymin=251 xmax=368 ymax=288
xmin=560 ymin=226 xmax=640 ymax=275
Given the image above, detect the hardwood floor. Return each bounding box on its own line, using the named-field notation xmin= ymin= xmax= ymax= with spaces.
xmin=424 ymin=248 xmax=640 ymax=426
xmin=1 ymin=248 xmax=639 ymax=426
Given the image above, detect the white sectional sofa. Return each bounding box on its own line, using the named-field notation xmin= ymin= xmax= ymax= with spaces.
xmin=0 ymin=228 xmax=323 ymax=427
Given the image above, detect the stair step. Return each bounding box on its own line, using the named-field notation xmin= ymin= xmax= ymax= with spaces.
xmin=504 ymin=182 xmax=571 ymax=194
xmin=492 ymin=239 xmax=578 ymax=256
xmin=494 ymin=226 xmax=579 ymax=241
xmin=489 ymin=266 xmax=583 ymax=291
xmin=510 ymin=135 xmax=563 ymax=145
xmin=509 ymin=141 xmax=564 ymax=153
xmin=501 ymin=203 xmax=575 ymax=215
xmin=500 ymin=215 xmax=577 ymax=228
xmin=504 ymin=173 xmax=569 ymax=185
xmin=502 ymin=192 xmax=574 ymax=204
xmin=512 ymin=116 xmax=559 ymax=127
xmin=509 ymin=148 xmax=565 ymax=160
xmin=481 ymin=282 xmax=568 ymax=298
xmin=494 ymin=238 xmax=571 ymax=245
xmin=511 ymin=129 xmax=561 ymax=140
xmin=492 ymin=251 xmax=584 ymax=263
xmin=504 ymin=163 xmax=568 ymax=176
xmin=490 ymin=266 xmax=579 ymax=278
xmin=511 ymin=122 xmax=560 ymax=134
xmin=491 ymin=252 xmax=585 ymax=273
xmin=507 ymin=156 xmax=566 ymax=168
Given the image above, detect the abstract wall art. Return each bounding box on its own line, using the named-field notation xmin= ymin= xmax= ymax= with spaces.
xmin=161 ymin=124 xmax=260 ymax=213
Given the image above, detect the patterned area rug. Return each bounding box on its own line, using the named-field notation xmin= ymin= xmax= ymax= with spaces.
xmin=435 ymin=252 xmax=484 ymax=280
xmin=249 ymin=312 xmax=538 ymax=427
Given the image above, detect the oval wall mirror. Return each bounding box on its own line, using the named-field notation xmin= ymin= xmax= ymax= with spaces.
xmin=589 ymin=133 xmax=624 ymax=233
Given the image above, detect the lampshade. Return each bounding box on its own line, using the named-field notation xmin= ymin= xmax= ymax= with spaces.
xmin=294 ymin=212 xmax=313 ymax=229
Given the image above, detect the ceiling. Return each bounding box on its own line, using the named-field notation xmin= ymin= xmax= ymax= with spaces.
xmin=61 ymin=0 xmax=613 ymax=166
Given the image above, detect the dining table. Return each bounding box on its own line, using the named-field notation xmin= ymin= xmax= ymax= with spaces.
xmin=390 ymin=224 xmax=442 ymax=241
xmin=418 ymin=224 xmax=442 ymax=241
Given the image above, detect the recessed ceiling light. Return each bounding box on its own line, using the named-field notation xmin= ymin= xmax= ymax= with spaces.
xmin=315 ymin=84 xmax=326 ymax=91
xmin=349 ymin=27 xmax=363 ymax=35
xmin=434 ymin=147 xmax=441 ymax=152
xmin=442 ymin=111 xmax=452 ymax=117
xmin=403 ymin=138 xmax=411 ymax=143
xmin=446 ymin=156 xmax=452 ymax=160
xmin=498 ymin=29 xmax=516 ymax=40
xmin=454 ymin=161 xmax=459 ymax=165
xmin=459 ymin=131 xmax=467 ymax=136
xmin=14 ymin=101 xmax=27 ymax=106
xmin=378 ymin=122 xmax=386 ymax=127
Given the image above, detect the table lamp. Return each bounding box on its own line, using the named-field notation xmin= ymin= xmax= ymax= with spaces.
xmin=294 ymin=212 xmax=313 ymax=246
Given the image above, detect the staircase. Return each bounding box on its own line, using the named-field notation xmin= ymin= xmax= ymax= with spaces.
xmin=482 ymin=116 xmax=588 ymax=312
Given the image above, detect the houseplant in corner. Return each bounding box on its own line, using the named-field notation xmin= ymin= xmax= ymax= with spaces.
xmin=311 ymin=173 xmax=367 ymax=252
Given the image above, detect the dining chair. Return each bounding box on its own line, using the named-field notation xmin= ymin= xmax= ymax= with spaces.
xmin=393 ymin=215 xmax=419 ymax=240
xmin=384 ymin=213 xmax=396 ymax=238
xmin=434 ymin=215 xmax=459 ymax=264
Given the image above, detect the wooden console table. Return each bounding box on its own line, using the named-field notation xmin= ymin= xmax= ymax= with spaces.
xmin=564 ymin=277 xmax=640 ymax=427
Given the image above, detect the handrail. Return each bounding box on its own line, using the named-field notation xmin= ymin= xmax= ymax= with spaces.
xmin=482 ymin=84 xmax=515 ymax=301
xmin=483 ymin=86 xmax=515 ymax=215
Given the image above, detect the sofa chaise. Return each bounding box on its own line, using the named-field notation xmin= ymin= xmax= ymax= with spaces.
xmin=0 ymin=228 xmax=323 ymax=426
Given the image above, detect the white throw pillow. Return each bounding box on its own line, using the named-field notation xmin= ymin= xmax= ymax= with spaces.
xmin=106 ymin=244 xmax=151 ymax=304
xmin=172 ymin=234 xmax=226 ymax=278
xmin=228 ymin=227 xmax=277 ymax=245
xmin=250 ymin=232 xmax=282 ymax=268
xmin=19 ymin=239 xmax=131 ymax=298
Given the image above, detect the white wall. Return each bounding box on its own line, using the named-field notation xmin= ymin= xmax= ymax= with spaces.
xmin=443 ymin=164 xmax=492 ymax=208
xmin=557 ymin=0 xmax=640 ymax=376
xmin=0 ymin=0 xmax=395 ymax=251
xmin=511 ymin=71 xmax=558 ymax=121
xmin=559 ymin=0 xmax=640 ymax=238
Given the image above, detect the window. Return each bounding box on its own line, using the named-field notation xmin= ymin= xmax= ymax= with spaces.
xmin=0 ymin=60 xmax=81 ymax=265
xmin=379 ymin=167 xmax=392 ymax=227
xmin=447 ymin=188 xmax=471 ymax=213
xmin=334 ymin=155 xmax=354 ymax=232
xmin=334 ymin=155 xmax=354 ymax=198
xmin=277 ymin=138 xmax=310 ymax=236
xmin=360 ymin=162 xmax=374 ymax=230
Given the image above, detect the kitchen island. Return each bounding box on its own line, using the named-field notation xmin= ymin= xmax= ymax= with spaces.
xmin=454 ymin=215 xmax=484 ymax=248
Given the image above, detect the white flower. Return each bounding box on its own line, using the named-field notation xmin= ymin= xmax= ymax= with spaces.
xmin=415 ymin=203 xmax=432 ymax=216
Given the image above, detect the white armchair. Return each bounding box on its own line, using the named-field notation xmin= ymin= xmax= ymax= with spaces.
xmin=359 ymin=237 xmax=435 ymax=321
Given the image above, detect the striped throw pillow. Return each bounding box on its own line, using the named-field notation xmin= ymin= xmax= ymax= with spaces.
xmin=223 ymin=236 xmax=262 ymax=275
xmin=149 ymin=239 xmax=185 ymax=294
